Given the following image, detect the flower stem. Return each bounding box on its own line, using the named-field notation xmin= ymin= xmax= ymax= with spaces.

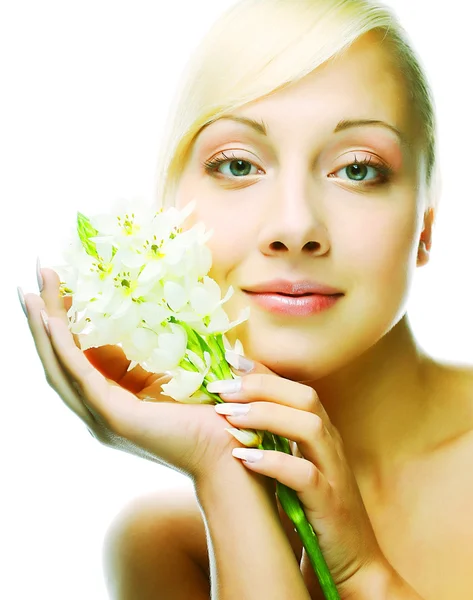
xmin=275 ymin=482 xmax=340 ymax=599
xmin=259 ymin=433 xmax=341 ymax=600
xmin=214 ymin=334 xmax=234 ymax=379
xmin=206 ymin=334 xmax=229 ymax=379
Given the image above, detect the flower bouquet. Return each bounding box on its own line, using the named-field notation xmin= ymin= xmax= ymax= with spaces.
xmin=55 ymin=197 xmax=340 ymax=599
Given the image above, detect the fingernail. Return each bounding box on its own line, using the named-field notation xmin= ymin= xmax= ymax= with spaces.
xmin=225 ymin=350 xmax=254 ymax=373
xmin=232 ymin=448 xmax=263 ymax=463
xmin=17 ymin=286 xmax=28 ymax=317
xmin=215 ymin=403 xmax=250 ymax=416
xmin=207 ymin=378 xmax=242 ymax=394
xmin=40 ymin=309 xmax=50 ymax=335
xmin=36 ymin=256 xmax=44 ymax=292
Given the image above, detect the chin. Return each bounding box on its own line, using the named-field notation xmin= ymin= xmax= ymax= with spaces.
xmin=230 ymin=310 xmax=373 ymax=383
xmin=234 ymin=328 xmax=332 ymax=382
xmin=263 ymin=356 xmax=325 ymax=383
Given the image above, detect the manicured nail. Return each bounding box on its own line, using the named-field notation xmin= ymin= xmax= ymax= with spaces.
xmin=17 ymin=286 xmax=28 ymax=317
xmin=215 ymin=403 xmax=250 ymax=416
xmin=225 ymin=350 xmax=254 ymax=373
xmin=40 ymin=309 xmax=50 ymax=335
xmin=36 ymin=256 xmax=44 ymax=292
xmin=207 ymin=378 xmax=242 ymax=394
xmin=232 ymin=448 xmax=263 ymax=463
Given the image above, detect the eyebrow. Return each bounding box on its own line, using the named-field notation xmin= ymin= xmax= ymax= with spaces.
xmin=201 ymin=114 xmax=407 ymax=145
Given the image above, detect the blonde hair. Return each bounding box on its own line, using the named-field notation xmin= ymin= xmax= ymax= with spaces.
xmin=154 ymin=0 xmax=441 ymax=215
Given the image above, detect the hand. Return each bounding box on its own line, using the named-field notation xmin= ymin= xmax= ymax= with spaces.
xmin=19 ymin=266 xmax=257 ymax=483
xmin=209 ymin=358 xmax=389 ymax=599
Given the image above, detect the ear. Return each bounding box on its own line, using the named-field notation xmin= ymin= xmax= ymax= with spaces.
xmin=417 ymin=207 xmax=434 ymax=267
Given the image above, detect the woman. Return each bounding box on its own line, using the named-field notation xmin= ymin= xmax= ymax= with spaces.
xmin=18 ymin=0 xmax=473 ymax=598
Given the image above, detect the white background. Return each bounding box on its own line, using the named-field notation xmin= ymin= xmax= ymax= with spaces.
xmin=1 ymin=1 xmax=472 ymax=598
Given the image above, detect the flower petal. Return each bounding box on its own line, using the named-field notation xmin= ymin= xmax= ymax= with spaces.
xmin=224 ymin=427 xmax=263 ymax=448
xmin=161 ymin=369 xmax=204 ymax=402
xmin=164 ymin=281 xmax=188 ymax=312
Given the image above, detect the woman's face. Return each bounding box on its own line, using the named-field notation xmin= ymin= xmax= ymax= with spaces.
xmin=174 ymin=32 xmax=428 ymax=382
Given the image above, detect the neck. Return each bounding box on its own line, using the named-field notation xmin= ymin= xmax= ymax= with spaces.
xmin=310 ymin=314 xmax=442 ymax=487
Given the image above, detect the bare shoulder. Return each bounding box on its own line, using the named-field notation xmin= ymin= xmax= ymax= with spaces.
xmin=371 ymin=360 xmax=473 ymax=599
xmin=102 ymin=480 xmax=304 ymax=596
xmin=102 ymin=484 xmax=211 ymax=596
xmin=443 ymin=360 xmax=473 ymax=395
xmin=419 ymin=359 xmax=473 ymax=486
xmin=435 ymin=359 xmax=473 ymax=442
xmin=103 ymin=483 xmax=208 ymax=557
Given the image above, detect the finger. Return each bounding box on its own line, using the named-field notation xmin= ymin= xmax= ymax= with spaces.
xmin=223 ymin=352 xmax=341 ymax=455
xmin=84 ymin=345 xmax=162 ymax=393
xmin=38 ymin=266 xmax=82 ymax=349
xmin=37 ymin=268 xmax=172 ymax=400
xmin=22 ymin=291 xmax=96 ymax=426
xmin=40 ymin=267 xmax=161 ymax=393
xmin=216 ymin=402 xmax=341 ymax=481
xmin=39 ymin=267 xmax=70 ymax=321
xmin=231 ymin=448 xmax=334 ymax=522
xmin=209 ymin=372 xmax=334 ymax=437
xmin=45 ymin=311 xmax=141 ymax=432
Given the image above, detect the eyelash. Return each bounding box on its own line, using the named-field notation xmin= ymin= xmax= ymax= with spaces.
xmin=202 ymin=151 xmax=393 ymax=187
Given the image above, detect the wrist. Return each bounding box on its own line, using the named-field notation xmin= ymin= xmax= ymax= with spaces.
xmin=193 ymin=455 xmax=310 ymax=599
xmin=194 ymin=453 xmax=276 ymax=510
xmin=195 ymin=446 xmax=274 ymax=490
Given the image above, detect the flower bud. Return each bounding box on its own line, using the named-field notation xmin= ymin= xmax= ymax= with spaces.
xmin=224 ymin=427 xmax=264 ymax=448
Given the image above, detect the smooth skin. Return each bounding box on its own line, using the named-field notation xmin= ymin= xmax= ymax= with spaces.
xmin=22 ymin=30 xmax=473 ymax=599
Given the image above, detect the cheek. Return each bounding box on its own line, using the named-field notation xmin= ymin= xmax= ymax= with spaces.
xmin=206 ymin=222 xmax=252 ymax=282
xmin=343 ymin=208 xmax=418 ymax=302
xmin=175 ymin=175 xmax=255 ymax=286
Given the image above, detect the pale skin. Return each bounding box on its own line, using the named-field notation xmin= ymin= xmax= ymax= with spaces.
xmin=168 ymin=30 xmax=473 ymax=598
xmin=20 ymin=30 xmax=473 ymax=599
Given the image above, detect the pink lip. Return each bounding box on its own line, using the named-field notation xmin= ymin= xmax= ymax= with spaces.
xmin=243 ymin=278 xmax=342 ymax=296
xmin=244 ymin=291 xmax=343 ymax=316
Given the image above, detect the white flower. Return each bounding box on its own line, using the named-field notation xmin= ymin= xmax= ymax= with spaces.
xmin=120 ymin=327 xmax=163 ymax=363
xmin=57 ymin=197 xmax=251 ymax=394
xmin=189 ymin=306 xmax=251 ymax=336
xmin=186 ymin=349 xmax=212 ymax=374
xmin=223 ymin=337 xmax=245 ymax=356
xmin=189 ymin=276 xmax=232 ymax=316
xmin=163 ymin=280 xmax=188 ymax=312
xmin=161 ymin=349 xmax=214 ymax=403
xmin=57 ymin=196 xmax=265 ymax=462
xmin=88 ymin=197 xmax=157 ymax=244
xmin=139 ymin=322 xmax=188 ymax=373
xmin=161 ymin=369 xmax=207 ymax=403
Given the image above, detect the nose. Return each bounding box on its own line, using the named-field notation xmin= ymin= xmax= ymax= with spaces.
xmin=257 ymin=175 xmax=329 ymax=258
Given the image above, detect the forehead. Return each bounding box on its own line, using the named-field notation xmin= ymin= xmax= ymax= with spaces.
xmin=197 ymin=32 xmax=413 ymax=149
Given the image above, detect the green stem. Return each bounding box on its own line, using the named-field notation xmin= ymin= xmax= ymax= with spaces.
xmin=258 ymin=433 xmax=341 ymax=600
xmin=206 ymin=334 xmax=227 ymax=380
xmin=275 ymin=483 xmax=340 ymax=599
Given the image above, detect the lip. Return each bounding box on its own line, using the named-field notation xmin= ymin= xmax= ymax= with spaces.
xmin=242 ymin=278 xmax=343 ymax=296
xmin=243 ymin=291 xmax=343 ymax=316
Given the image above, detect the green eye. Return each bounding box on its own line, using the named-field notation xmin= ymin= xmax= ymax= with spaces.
xmin=203 ymin=152 xmax=261 ymax=178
